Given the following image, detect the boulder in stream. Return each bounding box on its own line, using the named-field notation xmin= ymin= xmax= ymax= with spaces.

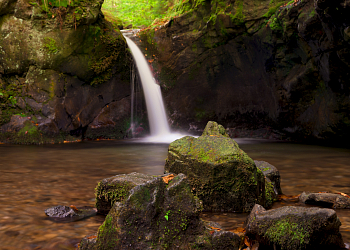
xmin=299 ymin=192 xmax=350 ymax=209
xmin=245 ymin=204 xmax=345 ymax=250
xmin=80 ymin=173 xmax=241 ymax=249
xmin=164 ymin=121 xmax=274 ymax=212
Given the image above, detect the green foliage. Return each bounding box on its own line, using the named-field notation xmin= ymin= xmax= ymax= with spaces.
xmin=102 ymin=0 xmax=169 ymax=28
xmin=232 ymin=0 xmax=244 ymax=25
xmin=164 ymin=210 xmax=171 ymax=221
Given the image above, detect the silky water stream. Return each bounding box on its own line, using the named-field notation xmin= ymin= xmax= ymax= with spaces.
xmin=0 ymin=139 xmax=350 ymax=249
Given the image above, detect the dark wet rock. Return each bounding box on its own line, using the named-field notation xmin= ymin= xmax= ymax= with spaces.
xmin=255 ymin=160 xmax=282 ymax=195
xmin=45 ymin=205 xmax=97 ymax=222
xmin=165 ymin=121 xmax=273 ymax=212
xmin=245 ymin=204 xmax=345 ymax=250
xmin=0 ymin=115 xmax=29 ymax=132
xmin=80 ymin=173 xmax=241 ymax=250
xmin=95 ymin=172 xmax=155 ymax=215
xmin=299 ymin=192 xmax=350 ymax=209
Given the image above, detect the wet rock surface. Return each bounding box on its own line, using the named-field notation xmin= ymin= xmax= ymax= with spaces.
xmin=45 ymin=205 xmax=97 ymax=222
xmin=245 ymin=204 xmax=345 ymax=250
xmin=300 ymin=192 xmax=350 ymax=209
xmin=95 ymin=172 xmax=155 ymax=215
xmin=255 ymin=160 xmax=282 ymax=195
xmin=80 ymin=173 xmax=241 ymax=250
xmin=165 ymin=121 xmax=274 ymax=212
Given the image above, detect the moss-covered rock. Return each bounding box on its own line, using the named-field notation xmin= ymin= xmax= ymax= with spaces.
xmin=80 ymin=173 xmax=241 ymax=249
xmin=0 ymin=0 xmax=133 ymax=143
xmin=164 ymin=121 xmax=268 ymax=212
xmin=245 ymin=204 xmax=345 ymax=250
xmin=95 ymin=172 xmax=155 ymax=215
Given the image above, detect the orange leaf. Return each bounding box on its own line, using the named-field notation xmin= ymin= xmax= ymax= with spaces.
xmin=162 ymin=174 xmax=175 ymax=184
xmin=87 ymin=235 xmax=97 ymax=239
xmin=244 ymin=236 xmax=251 ymax=247
xmin=338 ymin=192 xmax=350 ymax=199
xmin=70 ymin=205 xmax=79 ymax=211
xmin=210 ymin=226 xmax=221 ymax=231
xmin=209 ymin=230 xmax=214 ymax=235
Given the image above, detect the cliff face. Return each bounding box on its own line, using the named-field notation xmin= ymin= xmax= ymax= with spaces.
xmin=0 ymin=0 xmax=132 ymax=143
xmin=139 ymin=0 xmax=350 ymax=142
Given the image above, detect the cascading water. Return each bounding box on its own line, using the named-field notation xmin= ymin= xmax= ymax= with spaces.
xmin=124 ymin=35 xmax=186 ymax=143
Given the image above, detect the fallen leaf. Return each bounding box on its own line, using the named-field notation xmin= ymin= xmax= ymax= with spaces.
xmin=244 ymin=236 xmax=251 ymax=247
xmin=87 ymin=235 xmax=97 ymax=239
xmin=210 ymin=226 xmax=221 ymax=231
xmin=162 ymin=174 xmax=175 ymax=184
xmin=209 ymin=230 xmax=215 ymax=235
xmin=70 ymin=205 xmax=79 ymax=211
xmin=338 ymin=192 xmax=350 ymax=199
xmin=278 ymin=194 xmax=300 ymax=201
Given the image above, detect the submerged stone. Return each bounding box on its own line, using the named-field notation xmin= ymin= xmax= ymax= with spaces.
xmin=299 ymin=192 xmax=350 ymax=209
xmin=165 ymin=121 xmax=270 ymax=212
xmin=95 ymin=172 xmax=154 ymax=214
xmin=80 ymin=173 xmax=241 ymax=249
xmin=245 ymin=204 xmax=345 ymax=250
xmin=45 ymin=205 xmax=97 ymax=222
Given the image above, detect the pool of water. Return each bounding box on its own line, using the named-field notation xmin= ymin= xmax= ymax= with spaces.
xmin=0 ymin=138 xmax=349 ymax=249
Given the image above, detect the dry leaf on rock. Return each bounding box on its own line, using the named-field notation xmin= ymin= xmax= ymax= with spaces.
xmin=162 ymin=174 xmax=175 ymax=184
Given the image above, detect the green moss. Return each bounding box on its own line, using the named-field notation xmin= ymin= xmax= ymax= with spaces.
xmin=88 ymin=25 xmax=131 ymax=86
xmin=232 ymin=0 xmax=244 ymax=25
xmin=264 ymin=181 xmax=276 ymax=208
xmin=95 ymin=181 xmax=134 ymax=209
xmin=129 ymin=186 xmax=151 ymax=209
xmin=269 ymin=16 xmax=283 ymax=31
xmin=264 ymin=218 xmax=310 ymax=250
xmin=43 ymin=37 xmax=59 ymax=54
xmin=97 ymin=214 xmax=119 ymax=249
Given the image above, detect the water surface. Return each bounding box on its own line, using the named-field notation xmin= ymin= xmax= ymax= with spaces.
xmin=0 ymin=139 xmax=349 ymax=249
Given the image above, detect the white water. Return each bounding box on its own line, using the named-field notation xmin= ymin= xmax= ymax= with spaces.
xmin=124 ymin=36 xmax=187 ymax=143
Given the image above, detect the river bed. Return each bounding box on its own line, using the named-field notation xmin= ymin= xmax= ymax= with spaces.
xmin=0 ymin=139 xmax=349 ymax=249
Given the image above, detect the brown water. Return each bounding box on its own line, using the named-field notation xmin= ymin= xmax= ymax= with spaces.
xmin=0 ymin=139 xmax=349 ymax=249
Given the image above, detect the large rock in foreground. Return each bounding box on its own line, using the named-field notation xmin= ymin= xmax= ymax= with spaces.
xmin=165 ymin=121 xmax=271 ymax=212
xmin=245 ymin=204 xmax=345 ymax=250
xmin=80 ymin=173 xmax=241 ymax=249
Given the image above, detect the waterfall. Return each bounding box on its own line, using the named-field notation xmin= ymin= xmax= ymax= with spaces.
xmin=124 ymin=35 xmax=186 ymax=143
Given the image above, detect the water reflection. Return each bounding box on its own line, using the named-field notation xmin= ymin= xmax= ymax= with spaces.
xmin=0 ymin=139 xmax=349 ymax=249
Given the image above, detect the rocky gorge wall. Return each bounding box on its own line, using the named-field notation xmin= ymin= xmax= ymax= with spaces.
xmin=0 ymin=0 xmax=133 ymax=143
xmin=139 ymin=0 xmax=350 ymax=143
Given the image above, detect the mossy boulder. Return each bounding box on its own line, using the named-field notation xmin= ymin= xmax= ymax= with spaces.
xmin=164 ymin=121 xmax=269 ymax=212
xmin=95 ymin=172 xmax=155 ymax=215
xmin=245 ymin=204 xmax=345 ymax=250
xmin=81 ymin=173 xmax=241 ymax=249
